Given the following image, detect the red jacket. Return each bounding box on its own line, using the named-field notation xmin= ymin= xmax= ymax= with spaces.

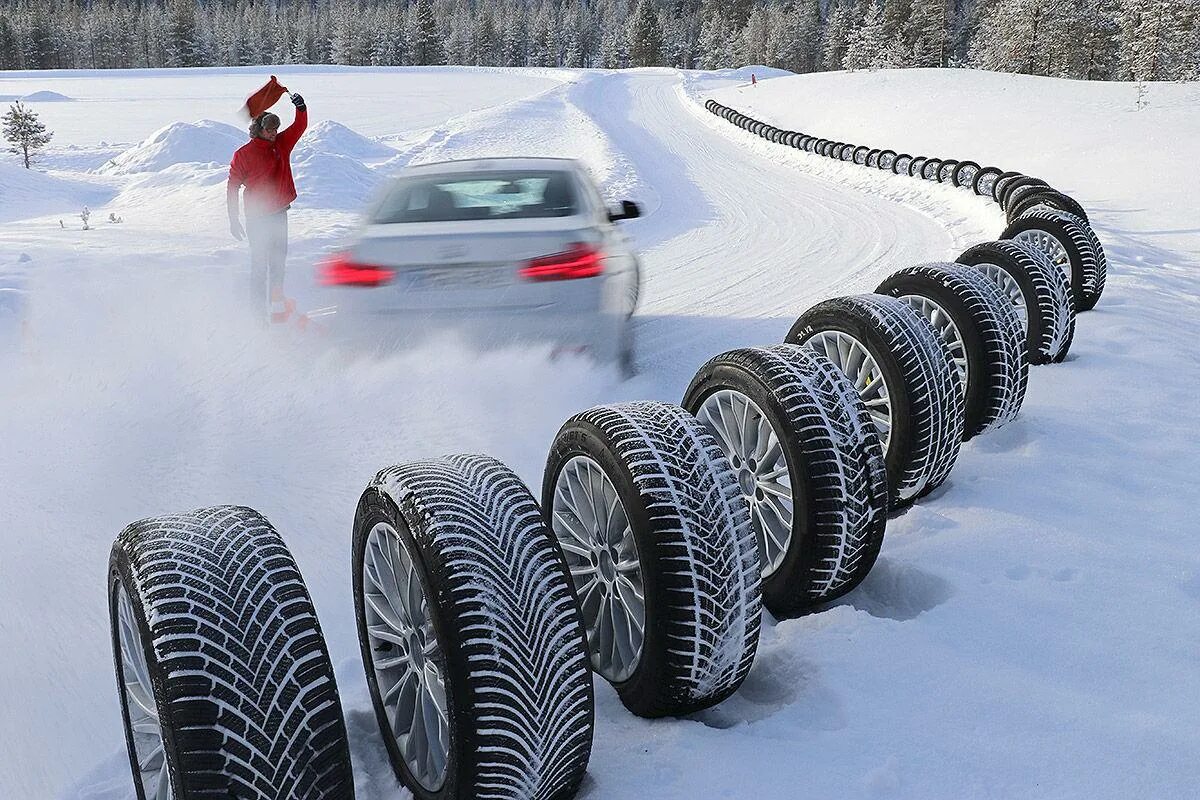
xmin=227 ymin=108 xmax=307 ymax=218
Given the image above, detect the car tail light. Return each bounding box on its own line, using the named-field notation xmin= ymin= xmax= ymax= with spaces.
xmin=318 ymin=253 xmax=395 ymax=287
xmin=519 ymin=243 xmax=605 ymax=282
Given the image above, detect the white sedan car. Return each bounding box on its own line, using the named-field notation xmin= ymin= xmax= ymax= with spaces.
xmin=319 ymin=157 xmax=642 ymax=371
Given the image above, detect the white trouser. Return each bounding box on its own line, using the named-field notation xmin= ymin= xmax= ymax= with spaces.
xmin=246 ymin=209 xmax=288 ymax=312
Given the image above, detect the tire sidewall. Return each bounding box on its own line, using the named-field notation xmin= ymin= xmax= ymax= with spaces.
xmin=787 ymin=312 xmax=913 ymax=506
xmin=681 ymin=362 xmax=818 ymax=615
xmin=352 ymin=491 xmax=463 ymax=800
xmin=877 ymin=277 xmax=989 ymax=439
xmin=542 ymin=422 xmax=671 ymax=714
xmin=109 ymin=550 xmax=185 ymax=800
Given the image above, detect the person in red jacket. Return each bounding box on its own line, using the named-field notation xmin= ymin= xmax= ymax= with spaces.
xmin=227 ymin=92 xmax=307 ymax=322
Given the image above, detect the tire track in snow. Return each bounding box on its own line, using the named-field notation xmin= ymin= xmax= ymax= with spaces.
xmin=569 ymin=71 xmax=981 ymax=390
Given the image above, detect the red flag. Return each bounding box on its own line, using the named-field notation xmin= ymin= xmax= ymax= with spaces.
xmin=242 ymin=75 xmax=289 ymax=119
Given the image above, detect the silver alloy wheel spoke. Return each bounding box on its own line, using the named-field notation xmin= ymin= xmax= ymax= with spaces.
xmin=976 ymin=263 xmax=1028 ymax=333
xmin=118 ymin=584 xmax=171 ymax=800
xmin=1012 ymin=228 xmax=1071 ymax=281
xmin=697 ymin=390 xmax=793 ymax=578
xmin=806 ymin=330 xmax=893 ymax=453
xmin=552 ymin=456 xmax=644 ymax=682
xmin=363 ymin=522 xmax=450 ymax=792
xmin=899 ymin=295 xmax=970 ymax=397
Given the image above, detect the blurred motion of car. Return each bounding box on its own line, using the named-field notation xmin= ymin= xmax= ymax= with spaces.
xmin=318 ymin=157 xmax=643 ymax=371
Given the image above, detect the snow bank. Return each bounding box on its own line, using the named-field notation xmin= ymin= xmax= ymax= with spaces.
xmin=293 ymin=152 xmax=384 ymax=211
xmin=0 ymin=161 xmax=114 ymax=222
xmin=295 ymin=119 xmax=396 ymax=161
xmin=97 ymin=119 xmax=245 ymax=174
xmin=21 ymin=90 xmax=73 ymax=102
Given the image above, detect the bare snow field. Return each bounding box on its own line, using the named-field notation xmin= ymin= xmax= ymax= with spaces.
xmin=0 ymin=66 xmax=1197 ymax=799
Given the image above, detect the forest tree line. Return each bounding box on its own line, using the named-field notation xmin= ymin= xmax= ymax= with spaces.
xmin=0 ymin=0 xmax=1195 ymax=82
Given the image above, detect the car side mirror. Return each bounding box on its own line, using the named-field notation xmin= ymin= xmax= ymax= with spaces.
xmin=608 ymin=200 xmax=641 ymax=223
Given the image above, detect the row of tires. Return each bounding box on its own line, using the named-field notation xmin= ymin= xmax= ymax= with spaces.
xmin=108 ymin=101 xmax=1103 ymax=799
xmin=108 ymin=244 xmax=1079 ymax=800
xmin=703 ymin=98 xmax=1108 ymax=312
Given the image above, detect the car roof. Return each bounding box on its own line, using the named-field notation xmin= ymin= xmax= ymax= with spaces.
xmin=400 ymin=157 xmax=584 ymax=176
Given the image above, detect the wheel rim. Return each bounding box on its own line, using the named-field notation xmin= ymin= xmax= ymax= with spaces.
xmin=551 ymin=455 xmax=645 ymax=683
xmin=1012 ymin=229 xmax=1071 ymax=281
xmin=899 ymin=295 xmax=969 ymax=397
xmin=696 ymin=389 xmax=793 ymax=579
xmin=976 ymin=262 xmax=1028 ymax=333
xmin=805 ymin=330 xmax=893 ymax=453
xmin=117 ymin=584 xmax=172 ymax=800
xmin=363 ymin=522 xmax=450 ymax=792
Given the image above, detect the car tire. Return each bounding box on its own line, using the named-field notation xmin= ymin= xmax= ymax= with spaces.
xmin=1006 ymin=188 xmax=1090 ymax=225
xmin=355 ymin=456 xmax=594 ymax=800
xmin=909 ymin=156 xmax=928 ymax=177
xmin=921 ymin=158 xmax=942 ymax=180
xmin=1002 ymin=208 xmax=1106 ymax=311
xmin=957 ymin=240 xmax=1076 ymax=365
xmin=893 ymin=154 xmax=913 ymax=174
xmin=876 ymin=263 xmax=1029 ymax=439
xmin=786 ymin=295 xmax=964 ymax=509
xmin=109 ymin=507 xmax=354 ymax=800
xmin=972 ymin=165 xmax=1003 ymax=197
xmin=866 ymin=148 xmax=882 ymax=167
xmin=543 ymin=402 xmax=761 ymax=718
xmin=992 ymin=171 xmax=1025 ymax=203
xmin=938 ymin=159 xmax=959 ymax=183
xmin=878 ymin=149 xmax=897 ymax=170
xmin=683 ymin=345 xmax=889 ymax=616
xmin=952 ymin=160 xmax=981 ymax=189
xmin=1000 ymin=176 xmax=1050 ymax=209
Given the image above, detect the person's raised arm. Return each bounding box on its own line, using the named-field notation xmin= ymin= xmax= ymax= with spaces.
xmin=276 ymin=93 xmax=308 ymax=154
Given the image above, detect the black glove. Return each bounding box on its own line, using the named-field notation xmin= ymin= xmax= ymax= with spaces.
xmin=291 ymin=93 xmax=306 ymax=111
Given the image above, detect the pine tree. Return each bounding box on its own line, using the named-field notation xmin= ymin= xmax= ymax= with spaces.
xmin=165 ymin=0 xmax=202 ymax=67
xmin=845 ymin=0 xmax=888 ymax=70
xmin=1119 ymin=0 xmax=1185 ymax=81
xmin=407 ymin=0 xmax=444 ymax=66
xmin=628 ymin=0 xmax=664 ymax=67
xmin=906 ymin=0 xmax=948 ymax=67
xmin=823 ymin=1 xmax=855 ymax=70
xmin=3 ymin=101 xmax=53 ymax=169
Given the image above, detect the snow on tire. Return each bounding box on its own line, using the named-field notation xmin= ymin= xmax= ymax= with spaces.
xmin=786 ymin=295 xmax=964 ymax=509
xmin=1003 ymin=207 xmax=1107 ymax=311
xmin=957 ymin=240 xmax=1076 ymax=364
xmin=543 ymin=402 xmax=761 ymax=718
xmin=355 ymin=455 xmax=594 ymax=800
xmin=876 ymin=263 xmax=1029 ymax=439
xmin=682 ymin=345 xmax=888 ymax=616
xmin=109 ymin=507 xmax=354 ymax=800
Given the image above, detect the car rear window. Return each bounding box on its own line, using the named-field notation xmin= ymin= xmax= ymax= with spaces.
xmin=372 ymin=170 xmax=580 ymax=223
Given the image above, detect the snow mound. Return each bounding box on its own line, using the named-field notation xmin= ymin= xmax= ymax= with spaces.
xmin=0 ymin=161 xmax=114 ymax=223
xmin=98 ymin=119 xmax=245 ymax=175
xmin=293 ymin=152 xmax=384 ymax=210
xmin=295 ymin=120 xmax=396 ymax=161
xmin=21 ymin=90 xmax=73 ymax=102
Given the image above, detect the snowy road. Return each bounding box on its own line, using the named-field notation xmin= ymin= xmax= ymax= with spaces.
xmin=1 ymin=67 xmax=1196 ymax=800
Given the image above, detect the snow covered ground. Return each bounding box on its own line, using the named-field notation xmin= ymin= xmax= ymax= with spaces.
xmin=0 ymin=65 xmax=1196 ymax=799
